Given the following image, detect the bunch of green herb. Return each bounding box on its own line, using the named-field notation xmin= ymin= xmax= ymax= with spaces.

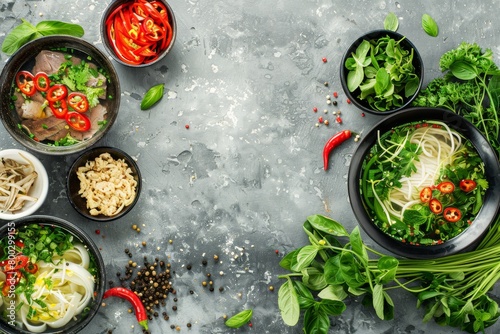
xmin=278 ymin=215 xmax=500 ymax=334
xmin=345 ymin=35 xmax=420 ymax=112
xmin=1 ymin=19 xmax=84 ymax=55
xmin=412 ymin=42 xmax=500 ymax=155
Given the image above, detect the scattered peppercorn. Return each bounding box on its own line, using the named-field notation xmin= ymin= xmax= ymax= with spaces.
xmin=186 ymin=264 xmax=192 ymax=270
xmin=185 ymin=124 xmax=190 ymax=129
xmin=313 ymin=107 xmax=318 ymax=113
xmin=346 ymin=98 xmax=351 ymax=104
xmin=95 ymin=229 xmax=100 ymax=235
xmin=269 ymin=285 xmax=275 ymax=291
xmin=322 ymin=57 xmax=327 ymax=63
xmin=213 ymin=254 xmax=219 ymax=262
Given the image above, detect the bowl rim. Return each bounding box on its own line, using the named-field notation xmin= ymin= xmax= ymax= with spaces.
xmin=66 ymin=146 xmax=142 ymax=222
xmin=0 ymin=215 xmax=106 ymax=334
xmin=0 ymin=149 xmax=49 ymax=220
xmin=0 ymin=35 xmax=121 ymax=156
xmin=100 ymin=0 xmax=177 ymax=67
xmin=339 ymin=29 xmax=424 ymax=115
xmin=347 ymin=107 xmax=500 ymax=259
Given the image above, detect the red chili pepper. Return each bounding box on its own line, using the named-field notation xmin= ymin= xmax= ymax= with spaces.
xmin=437 ymin=181 xmax=455 ymax=194
xmin=65 ymin=112 xmax=91 ymax=132
xmin=24 ymin=262 xmax=38 ymax=274
xmin=14 ymin=240 xmax=24 ymax=249
xmin=443 ymin=207 xmax=462 ymax=223
xmin=103 ymin=287 xmax=148 ymax=330
xmin=429 ymin=198 xmax=443 ymax=214
xmin=46 ymin=84 xmax=68 ymax=102
xmin=68 ymin=92 xmax=89 ymax=113
xmin=15 ymin=71 xmax=36 ymax=96
xmin=323 ymin=130 xmax=351 ymax=171
xmin=34 ymin=72 xmax=50 ymax=92
xmin=49 ymin=99 xmax=68 ymax=119
xmin=459 ymin=179 xmax=477 ymax=192
xmin=419 ymin=187 xmax=432 ymax=203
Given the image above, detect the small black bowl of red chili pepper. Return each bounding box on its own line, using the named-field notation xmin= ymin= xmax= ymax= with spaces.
xmin=340 ymin=29 xmax=424 ymax=115
xmin=101 ymin=0 xmax=177 ymax=67
xmin=0 ymin=35 xmax=121 ymax=155
xmin=347 ymin=107 xmax=500 ymax=259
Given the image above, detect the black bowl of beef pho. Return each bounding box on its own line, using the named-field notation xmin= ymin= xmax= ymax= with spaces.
xmin=0 ymin=35 xmax=120 ymax=155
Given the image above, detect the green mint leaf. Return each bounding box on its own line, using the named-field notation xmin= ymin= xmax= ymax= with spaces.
xmin=224 ymin=309 xmax=253 ymax=328
xmin=141 ymin=83 xmax=165 ymax=110
xmin=384 ymin=12 xmax=399 ymax=31
xmin=1 ymin=20 xmax=38 ymax=55
xmin=422 ymin=14 xmax=439 ymax=37
xmin=36 ymin=21 xmax=84 ymax=37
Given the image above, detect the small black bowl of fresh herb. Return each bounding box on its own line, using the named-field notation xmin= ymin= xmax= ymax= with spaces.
xmin=0 ymin=35 xmax=120 ymax=156
xmin=348 ymin=107 xmax=500 ymax=259
xmin=0 ymin=215 xmax=106 ymax=333
xmin=340 ymin=29 xmax=424 ymax=115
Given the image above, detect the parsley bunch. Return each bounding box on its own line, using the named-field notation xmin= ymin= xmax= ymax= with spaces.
xmin=413 ymin=42 xmax=500 ymax=155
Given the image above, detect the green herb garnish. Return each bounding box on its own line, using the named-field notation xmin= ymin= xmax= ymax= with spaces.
xmin=383 ymin=12 xmax=399 ymax=31
xmin=224 ymin=309 xmax=253 ymax=328
xmin=141 ymin=83 xmax=165 ymax=110
xmin=421 ymin=14 xmax=439 ymax=37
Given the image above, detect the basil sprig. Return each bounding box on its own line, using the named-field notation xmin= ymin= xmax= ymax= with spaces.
xmin=422 ymin=14 xmax=439 ymax=37
xmin=1 ymin=19 xmax=84 ymax=55
xmin=141 ymin=83 xmax=165 ymax=110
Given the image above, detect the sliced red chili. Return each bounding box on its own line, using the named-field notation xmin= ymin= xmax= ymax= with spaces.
xmin=429 ymin=198 xmax=443 ymax=214
xmin=46 ymin=84 xmax=68 ymax=102
xmin=105 ymin=0 xmax=174 ymax=65
xmin=0 ymin=255 xmax=29 ymax=271
xmin=34 ymin=72 xmax=50 ymax=92
xmin=24 ymin=262 xmax=38 ymax=274
xmin=49 ymin=99 xmax=68 ymax=119
xmin=459 ymin=179 xmax=477 ymax=193
xmin=443 ymin=207 xmax=462 ymax=222
xmin=15 ymin=70 xmax=36 ymax=96
xmin=66 ymin=112 xmax=91 ymax=132
xmin=68 ymin=92 xmax=89 ymax=113
xmin=437 ymin=181 xmax=455 ymax=194
xmin=419 ymin=187 xmax=432 ymax=203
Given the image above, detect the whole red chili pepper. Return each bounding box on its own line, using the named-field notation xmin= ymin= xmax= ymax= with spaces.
xmin=103 ymin=287 xmax=148 ymax=330
xmin=323 ymin=130 xmax=352 ymax=171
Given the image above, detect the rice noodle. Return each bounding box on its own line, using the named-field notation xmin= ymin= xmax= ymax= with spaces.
xmin=378 ymin=124 xmax=463 ymax=223
xmin=1 ymin=243 xmax=95 ymax=331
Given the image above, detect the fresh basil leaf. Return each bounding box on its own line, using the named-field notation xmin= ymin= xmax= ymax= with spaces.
xmin=225 ymin=309 xmax=253 ymax=328
xmin=141 ymin=83 xmax=165 ymax=110
xmin=303 ymin=307 xmax=330 ymax=334
xmin=36 ymin=21 xmax=84 ymax=37
xmin=449 ymin=60 xmax=477 ymax=80
xmin=1 ymin=20 xmax=38 ymax=55
xmin=422 ymin=14 xmax=439 ymax=37
xmin=307 ymin=215 xmax=349 ymax=237
xmin=319 ymin=299 xmax=346 ymax=316
xmin=384 ymin=12 xmax=399 ymax=32
xmin=292 ymin=245 xmax=318 ymax=271
xmin=278 ymin=279 xmax=300 ymax=326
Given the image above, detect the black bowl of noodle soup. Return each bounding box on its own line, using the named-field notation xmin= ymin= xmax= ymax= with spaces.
xmin=0 ymin=35 xmax=120 ymax=155
xmin=0 ymin=215 xmax=105 ymax=333
xmin=348 ymin=107 xmax=500 ymax=259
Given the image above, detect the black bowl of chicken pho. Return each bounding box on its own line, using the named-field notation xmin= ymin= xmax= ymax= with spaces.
xmin=0 ymin=35 xmax=120 ymax=155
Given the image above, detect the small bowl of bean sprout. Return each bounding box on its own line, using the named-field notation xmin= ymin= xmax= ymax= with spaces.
xmin=0 ymin=149 xmax=49 ymax=220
